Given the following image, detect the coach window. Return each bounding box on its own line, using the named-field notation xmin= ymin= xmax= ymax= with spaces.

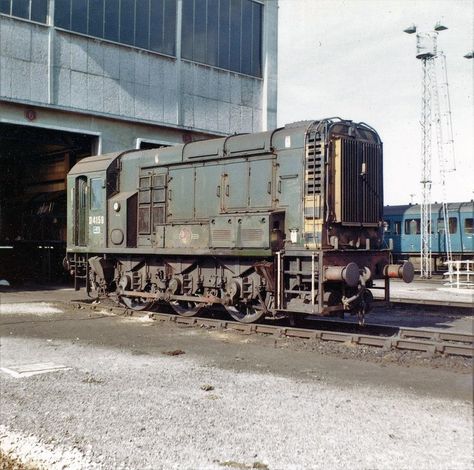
xmin=465 ymin=218 xmax=473 ymax=234
xmin=437 ymin=218 xmax=444 ymax=233
xmin=405 ymin=219 xmax=420 ymax=235
xmin=393 ymin=221 xmax=401 ymax=235
xmin=90 ymin=178 xmax=104 ymax=211
xmin=448 ymin=217 xmax=457 ymax=234
xmin=438 ymin=217 xmax=458 ymax=234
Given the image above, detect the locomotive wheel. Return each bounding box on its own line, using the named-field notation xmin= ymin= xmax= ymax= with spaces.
xmin=226 ymin=302 xmax=266 ymax=323
xmin=169 ymin=300 xmax=205 ymax=317
xmin=118 ymin=295 xmax=155 ymax=312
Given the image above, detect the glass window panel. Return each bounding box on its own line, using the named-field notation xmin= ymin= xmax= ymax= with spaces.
xmin=449 ymin=217 xmax=457 ymax=234
xmin=71 ymin=0 xmax=87 ymax=33
xmin=88 ymin=0 xmax=104 ymax=37
xmin=437 ymin=218 xmax=445 ymax=232
xmin=55 ymin=0 xmax=71 ymax=28
xmin=206 ymin=0 xmax=218 ymax=66
xmin=31 ymin=0 xmax=48 ymax=23
xmin=134 ymin=0 xmax=149 ymax=49
xmin=251 ymin=1 xmax=262 ymax=77
xmin=394 ymin=221 xmax=401 ymax=235
xmin=180 ymin=0 xmax=193 ymax=59
xmin=104 ymin=0 xmax=119 ymax=41
xmin=120 ymin=0 xmax=135 ymax=45
xmin=193 ymin=0 xmax=206 ymax=63
xmin=465 ymin=218 xmax=474 ymax=234
xmin=90 ymin=178 xmax=104 ymax=210
xmin=405 ymin=219 xmax=419 ymax=235
xmin=12 ymin=0 xmax=29 ymax=19
xmin=138 ymin=206 xmax=151 ymax=233
xmin=150 ymin=0 xmax=164 ymax=52
xmin=218 ymin=0 xmax=229 ymax=69
xmin=0 ymin=0 xmax=10 ymax=15
xmin=240 ymin=0 xmax=252 ymax=75
xmin=163 ymin=0 xmax=176 ymax=55
xmin=229 ymin=0 xmax=241 ymax=72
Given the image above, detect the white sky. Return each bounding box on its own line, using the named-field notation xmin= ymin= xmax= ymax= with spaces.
xmin=277 ymin=0 xmax=473 ymax=205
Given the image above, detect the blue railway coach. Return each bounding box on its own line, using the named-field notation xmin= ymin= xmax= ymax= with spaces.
xmin=383 ymin=201 xmax=474 ymax=270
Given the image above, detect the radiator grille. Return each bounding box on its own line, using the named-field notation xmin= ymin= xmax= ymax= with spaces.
xmin=340 ymin=139 xmax=383 ymax=224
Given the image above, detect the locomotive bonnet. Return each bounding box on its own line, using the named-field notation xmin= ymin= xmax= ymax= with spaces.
xmin=66 ymin=118 xmax=413 ymax=323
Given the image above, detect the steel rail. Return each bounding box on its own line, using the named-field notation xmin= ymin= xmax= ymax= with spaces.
xmin=71 ymin=301 xmax=473 ymax=358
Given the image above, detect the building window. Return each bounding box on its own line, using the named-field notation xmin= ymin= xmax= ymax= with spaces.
xmin=182 ymin=0 xmax=263 ymax=77
xmin=0 ymin=0 xmax=48 ymax=23
xmin=138 ymin=141 xmax=169 ymax=150
xmin=449 ymin=217 xmax=458 ymax=234
xmin=54 ymin=0 xmax=176 ymax=56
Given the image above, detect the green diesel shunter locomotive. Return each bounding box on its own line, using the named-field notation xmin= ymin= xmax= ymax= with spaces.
xmin=66 ymin=118 xmax=413 ymax=323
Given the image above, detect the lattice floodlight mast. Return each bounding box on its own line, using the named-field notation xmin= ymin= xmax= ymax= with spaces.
xmin=405 ymin=23 xmax=453 ymax=278
xmin=416 ymin=32 xmax=435 ymax=278
xmin=432 ymin=51 xmax=456 ymax=276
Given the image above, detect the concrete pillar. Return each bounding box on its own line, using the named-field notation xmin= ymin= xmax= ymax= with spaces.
xmin=262 ymin=0 xmax=278 ymax=130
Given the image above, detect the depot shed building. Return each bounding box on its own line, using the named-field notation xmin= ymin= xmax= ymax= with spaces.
xmin=0 ymin=0 xmax=278 ymax=282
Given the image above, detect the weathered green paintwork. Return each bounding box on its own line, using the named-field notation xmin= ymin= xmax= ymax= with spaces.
xmin=66 ymin=120 xmax=381 ymax=258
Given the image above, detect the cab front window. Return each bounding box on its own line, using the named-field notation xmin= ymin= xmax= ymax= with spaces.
xmin=90 ymin=178 xmax=104 ymax=211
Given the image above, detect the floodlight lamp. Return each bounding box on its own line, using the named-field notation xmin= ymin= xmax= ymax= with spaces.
xmin=404 ymin=24 xmax=417 ymax=34
xmin=434 ymin=22 xmax=448 ymax=31
xmin=464 ymin=51 xmax=474 ymax=59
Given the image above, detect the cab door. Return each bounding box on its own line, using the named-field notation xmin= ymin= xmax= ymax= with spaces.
xmin=88 ymin=176 xmax=106 ymax=249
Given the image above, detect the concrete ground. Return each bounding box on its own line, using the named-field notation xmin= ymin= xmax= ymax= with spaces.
xmin=0 ymin=292 xmax=472 ymax=469
xmin=372 ymin=277 xmax=474 ymax=306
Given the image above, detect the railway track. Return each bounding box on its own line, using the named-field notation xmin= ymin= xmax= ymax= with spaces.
xmin=71 ymin=301 xmax=473 ymax=358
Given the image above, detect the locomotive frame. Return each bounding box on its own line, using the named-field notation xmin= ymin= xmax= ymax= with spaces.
xmin=65 ymin=119 xmax=413 ymax=323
